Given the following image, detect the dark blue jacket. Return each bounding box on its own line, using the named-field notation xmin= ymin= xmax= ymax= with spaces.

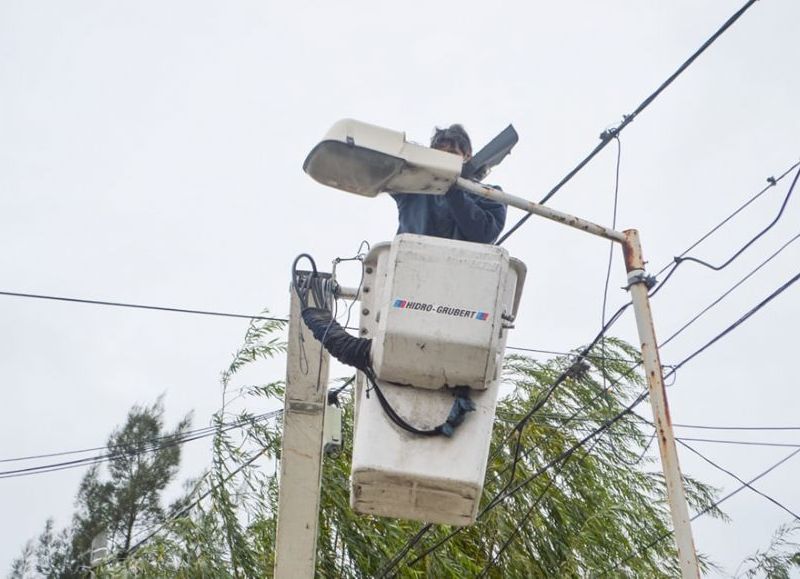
xmin=392 ymin=186 xmax=506 ymax=244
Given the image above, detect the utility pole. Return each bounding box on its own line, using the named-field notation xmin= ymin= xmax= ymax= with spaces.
xmin=273 ymin=287 xmax=330 ymax=579
xmin=623 ymin=229 xmax=698 ymax=577
xmin=456 ymin=177 xmax=700 ymax=578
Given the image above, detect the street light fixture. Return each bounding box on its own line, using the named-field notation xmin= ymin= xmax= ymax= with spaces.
xmin=303 ymin=118 xmax=462 ymax=197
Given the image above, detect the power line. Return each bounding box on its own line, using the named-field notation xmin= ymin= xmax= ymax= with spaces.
xmin=0 ymin=411 xmax=281 ymax=479
xmin=678 ymin=439 xmax=800 ymax=521
xmin=0 ymin=411 xmax=271 ymax=464
xmin=670 ymin=269 xmax=800 ymax=375
xmin=650 ymin=164 xmax=800 ymax=298
xmin=601 ymin=446 xmax=800 ymax=576
xmin=381 ymin=267 xmax=800 ymax=575
xmin=654 ymin=160 xmax=800 ymax=278
xmin=674 ymin=162 xmax=800 ymax=271
xmin=513 ymin=413 xmax=800 ymax=432
xmin=679 ymin=437 xmax=800 ymax=449
xmin=496 ymin=0 xmax=760 ymax=245
xmin=675 ymin=423 xmax=800 ymax=432
xmin=659 ymin=229 xmax=800 ymax=351
xmin=505 ymin=344 xmax=638 ymax=363
xmin=0 ymin=288 xmax=646 ymax=368
xmin=94 ymin=446 xmax=266 ymax=570
xmin=476 ymin=436 xmax=606 ymax=578
xmin=630 ymin=410 xmax=800 ymax=519
xmin=0 ymin=290 xmax=288 ymax=323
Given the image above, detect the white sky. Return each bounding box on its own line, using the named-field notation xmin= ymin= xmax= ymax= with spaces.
xmin=1 ymin=1 xmax=799 ymax=575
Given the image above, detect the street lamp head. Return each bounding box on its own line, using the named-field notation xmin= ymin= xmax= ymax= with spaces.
xmin=303 ymin=119 xmax=462 ymax=197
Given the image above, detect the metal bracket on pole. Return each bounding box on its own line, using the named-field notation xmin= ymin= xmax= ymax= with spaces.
xmin=274 ymin=285 xmax=331 ymax=579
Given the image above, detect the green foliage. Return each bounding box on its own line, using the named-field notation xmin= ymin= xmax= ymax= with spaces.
xmin=11 ymin=398 xmax=191 ymax=577
xmin=103 ymin=322 xmax=726 ymax=577
xmin=734 ymin=522 xmax=800 ymax=578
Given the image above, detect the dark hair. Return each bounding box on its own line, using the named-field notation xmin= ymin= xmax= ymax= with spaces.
xmin=431 ymin=124 xmax=472 ymax=157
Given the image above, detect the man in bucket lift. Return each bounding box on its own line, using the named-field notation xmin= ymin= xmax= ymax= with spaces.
xmin=391 ymin=124 xmax=507 ymax=244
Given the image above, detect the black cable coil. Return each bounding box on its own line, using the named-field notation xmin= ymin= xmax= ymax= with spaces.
xmin=293 ymin=253 xmax=475 ymax=438
xmin=301 ymin=307 xmax=372 ymax=371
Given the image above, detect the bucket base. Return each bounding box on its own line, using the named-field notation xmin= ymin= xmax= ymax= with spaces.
xmin=351 ymin=468 xmax=479 ymax=526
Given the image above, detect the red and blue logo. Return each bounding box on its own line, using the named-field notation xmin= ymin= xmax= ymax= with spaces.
xmin=392 ymin=298 xmax=490 ymax=321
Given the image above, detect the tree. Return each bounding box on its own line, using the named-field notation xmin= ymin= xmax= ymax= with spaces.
xmin=99 ymin=318 xmax=724 ymax=577
xmin=734 ymin=522 xmax=800 ymax=578
xmin=11 ymin=398 xmax=191 ymax=577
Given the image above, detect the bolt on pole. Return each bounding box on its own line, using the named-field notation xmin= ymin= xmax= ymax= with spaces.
xmin=623 ymin=229 xmax=700 ymax=579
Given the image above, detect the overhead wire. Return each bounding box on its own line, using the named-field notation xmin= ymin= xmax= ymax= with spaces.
xmin=380 ymin=266 xmax=800 ymax=576
xmin=0 ymin=414 xmax=262 ymax=464
xmin=659 ymin=229 xmax=800 ymax=350
xmin=668 ymin=269 xmax=800 ymax=375
xmin=496 ymin=266 xmax=800 ymax=509
xmin=95 ymin=446 xmax=266 ymax=569
xmin=0 ymin=290 xmax=288 ymax=323
xmin=0 ymin=410 xmax=281 ymax=479
xmin=507 ymin=412 xmax=800 ymax=433
xmin=653 ymin=160 xmax=800 ymax=278
xmin=601 ymin=446 xmax=800 ymax=575
xmin=599 ymin=137 xmax=636 ymax=466
xmin=496 ymin=0 xmax=761 ymax=245
xmin=649 ymin=163 xmax=800 ymax=299
xmin=476 ymin=436 xmax=607 ymax=578
xmin=677 ymin=439 xmax=800 ymax=521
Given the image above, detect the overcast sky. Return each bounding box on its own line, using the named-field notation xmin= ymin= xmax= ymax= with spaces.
xmin=1 ymin=1 xmax=799 ymax=575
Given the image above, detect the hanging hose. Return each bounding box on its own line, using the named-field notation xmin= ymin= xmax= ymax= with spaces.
xmin=292 ymin=253 xmax=475 ymax=438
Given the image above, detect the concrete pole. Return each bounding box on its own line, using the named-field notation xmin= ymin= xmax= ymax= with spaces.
xmin=274 ymin=287 xmax=330 ymax=579
xmin=623 ymin=229 xmax=700 ymax=578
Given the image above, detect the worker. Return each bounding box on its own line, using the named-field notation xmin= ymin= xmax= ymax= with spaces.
xmin=391 ymin=124 xmax=507 ymax=244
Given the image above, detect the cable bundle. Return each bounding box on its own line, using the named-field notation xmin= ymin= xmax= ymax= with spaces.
xmin=292 ymin=253 xmax=474 ymax=438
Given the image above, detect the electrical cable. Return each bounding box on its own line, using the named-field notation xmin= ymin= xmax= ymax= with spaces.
xmin=476 ymin=436 xmax=606 ymax=578
xmin=678 ymin=437 xmax=800 ymax=450
xmin=648 ymin=162 xmax=799 ymax=300
xmin=675 ymin=423 xmax=800 ymax=432
xmin=0 ymin=411 xmax=281 ymax=479
xmin=0 ymin=286 xmax=637 ymax=362
xmin=0 ymin=290 xmax=288 ymax=323
xmin=383 ymin=267 xmax=800 ymax=575
xmin=653 ymin=160 xmax=800 ymax=278
xmin=504 ymin=412 xmax=800 ymax=431
xmin=600 ymin=446 xmax=800 ymax=576
xmin=677 ymin=439 xmax=800 ymax=521
xmin=293 ymin=252 xmax=475 ymax=438
xmin=505 ymin=344 xmax=639 ymax=364
xmin=650 ymin=165 xmax=800 ymax=299
xmin=599 ymin=137 xmax=635 ymax=467
xmin=0 ymin=414 xmax=263 ymax=464
xmin=659 ymin=230 xmax=800 ymax=350
xmin=601 ymin=136 xmax=622 ymax=335
xmin=669 ymin=269 xmax=800 ymax=375
xmin=100 ymin=446 xmax=266 ymax=567
xmin=496 ymin=0 xmax=760 ymax=245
